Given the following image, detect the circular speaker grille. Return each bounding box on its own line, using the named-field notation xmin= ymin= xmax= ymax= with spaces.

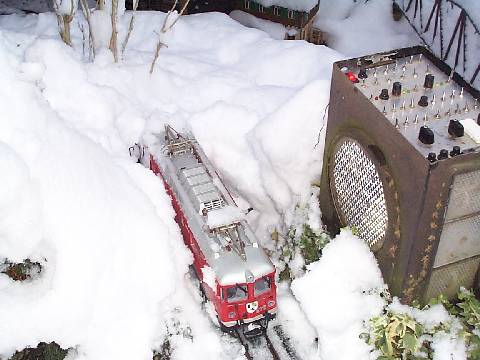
xmin=331 ymin=138 xmax=388 ymax=247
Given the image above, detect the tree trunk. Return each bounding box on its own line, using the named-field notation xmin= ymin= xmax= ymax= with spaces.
xmin=109 ymin=0 xmax=119 ymax=62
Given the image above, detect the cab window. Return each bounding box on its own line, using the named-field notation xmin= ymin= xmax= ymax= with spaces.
xmin=223 ymin=284 xmax=248 ymax=302
xmin=254 ymin=276 xmax=271 ymax=296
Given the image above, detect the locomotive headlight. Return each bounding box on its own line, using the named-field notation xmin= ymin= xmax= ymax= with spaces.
xmin=228 ymin=311 xmax=236 ymax=319
xmin=267 ymin=300 xmax=275 ymax=308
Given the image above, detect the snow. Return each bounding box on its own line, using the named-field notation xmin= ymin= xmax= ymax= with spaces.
xmin=292 ymin=229 xmax=386 ymax=360
xmin=230 ymin=10 xmax=287 ymax=40
xmin=455 ymin=0 xmax=480 ymax=26
xmin=388 ymin=298 xmax=468 ymax=360
xmin=461 ymin=118 xmax=480 ymax=144
xmin=0 ymin=0 xmax=433 ymax=359
xmin=255 ymin=0 xmax=318 ymax=12
xmin=0 ymin=11 xmax=191 ymax=360
xmin=52 ymin=0 xmax=78 ymax=16
xmin=206 ymin=205 xmax=246 ymax=229
xmin=201 ymin=265 xmax=217 ymax=293
xmin=315 ymin=0 xmax=420 ymax=57
xmin=0 ymin=9 xmax=343 ymax=359
xmin=0 ymin=143 xmax=42 ymax=262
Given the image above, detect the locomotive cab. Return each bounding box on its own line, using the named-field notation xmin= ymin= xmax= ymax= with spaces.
xmin=216 ymin=272 xmax=277 ymax=335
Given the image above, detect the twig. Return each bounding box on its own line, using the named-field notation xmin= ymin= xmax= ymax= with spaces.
xmin=161 ymin=0 xmax=190 ymax=33
xmin=314 ymin=103 xmax=329 ymax=149
xmin=122 ymin=0 xmax=139 ymax=55
xmin=79 ymin=0 xmax=96 ymax=59
xmin=150 ymin=0 xmax=190 ymax=74
xmin=79 ymin=22 xmax=86 ymax=57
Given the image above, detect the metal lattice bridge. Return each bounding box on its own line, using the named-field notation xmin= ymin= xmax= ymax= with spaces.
xmin=394 ymin=0 xmax=480 ymax=90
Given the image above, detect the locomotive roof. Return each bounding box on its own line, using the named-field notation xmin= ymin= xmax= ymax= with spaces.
xmin=213 ymin=246 xmax=274 ymax=285
xmin=153 ymin=129 xmax=275 ymax=285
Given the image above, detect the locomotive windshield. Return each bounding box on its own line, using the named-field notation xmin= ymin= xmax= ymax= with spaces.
xmin=254 ymin=276 xmax=271 ymax=296
xmin=223 ymin=284 xmax=248 ymax=302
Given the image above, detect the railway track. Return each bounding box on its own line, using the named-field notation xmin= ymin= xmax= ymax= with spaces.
xmin=236 ymin=324 xmax=300 ymax=360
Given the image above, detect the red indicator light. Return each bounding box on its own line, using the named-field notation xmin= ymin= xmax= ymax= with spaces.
xmin=346 ymin=71 xmax=359 ymax=83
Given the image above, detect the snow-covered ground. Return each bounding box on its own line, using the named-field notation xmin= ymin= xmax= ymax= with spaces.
xmin=0 ymin=0 xmax=466 ymax=359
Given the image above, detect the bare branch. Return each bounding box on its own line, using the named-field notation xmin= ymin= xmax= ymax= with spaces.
xmin=149 ymin=41 xmax=168 ymax=74
xmin=162 ymin=0 xmax=190 ymax=33
xmin=109 ymin=0 xmax=119 ymax=62
xmin=79 ymin=0 xmax=96 ymax=59
xmin=150 ymin=0 xmax=190 ymax=74
xmin=121 ymin=0 xmax=139 ymax=55
xmin=52 ymin=0 xmax=75 ymax=46
xmin=160 ymin=0 xmax=179 ymax=33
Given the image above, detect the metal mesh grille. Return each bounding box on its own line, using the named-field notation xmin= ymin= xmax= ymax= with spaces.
xmin=332 ymin=139 xmax=388 ymax=247
xmin=425 ymin=256 xmax=480 ymax=301
xmin=444 ymin=170 xmax=480 ymax=221
xmin=434 ymin=214 xmax=480 ymax=267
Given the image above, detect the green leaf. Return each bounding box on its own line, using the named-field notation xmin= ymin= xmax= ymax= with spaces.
xmin=402 ymin=333 xmax=418 ymax=353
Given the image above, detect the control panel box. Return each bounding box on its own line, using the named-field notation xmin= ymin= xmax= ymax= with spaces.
xmin=320 ymin=46 xmax=480 ymax=303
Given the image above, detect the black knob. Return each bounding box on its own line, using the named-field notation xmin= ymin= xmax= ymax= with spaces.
xmin=448 ymin=119 xmax=464 ymax=138
xmin=358 ymin=68 xmax=368 ymax=79
xmin=438 ymin=149 xmax=449 ymax=160
xmin=418 ymin=95 xmax=429 ymax=107
xmin=379 ymin=88 xmax=389 ymax=100
xmin=392 ymin=82 xmax=402 ymax=96
xmin=477 ymin=113 xmax=480 ymax=126
xmin=427 ymin=152 xmax=437 ymax=163
xmin=424 ymin=74 xmax=435 ymax=89
xmin=419 ymin=126 xmax=435 ymax=145
xmin=450 ymin=146 xmax=461 ymax=157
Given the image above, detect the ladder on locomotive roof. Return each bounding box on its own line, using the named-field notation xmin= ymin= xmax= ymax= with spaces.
xmin=163 ymin=124 xmax=195 ymax=156
xmin=162 ymin=124 xmax=249 ymax=261
xmin=163 ymin=124 xmax=226 ymax=214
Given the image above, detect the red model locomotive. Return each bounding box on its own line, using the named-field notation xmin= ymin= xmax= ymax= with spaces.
xmin=144 ymin=125 xmax=277 ymax=338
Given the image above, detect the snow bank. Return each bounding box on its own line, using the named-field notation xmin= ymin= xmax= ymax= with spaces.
xmin=0 ymin=13 xmax=190 ymax=360
xmin=249 ymin=80 xmax=330 ymax=211
xmin=0 ymin=142 xmax=42 ymax=262
xmin=207 ymin=205 xmax=245 ymax=229
xmin=230 ymin=10 xmax=287 ymax=40
xmin=315 ymin=0 xmax=419 ymax=57
xmin=292 ymin=229 xmax=386 ymax=360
